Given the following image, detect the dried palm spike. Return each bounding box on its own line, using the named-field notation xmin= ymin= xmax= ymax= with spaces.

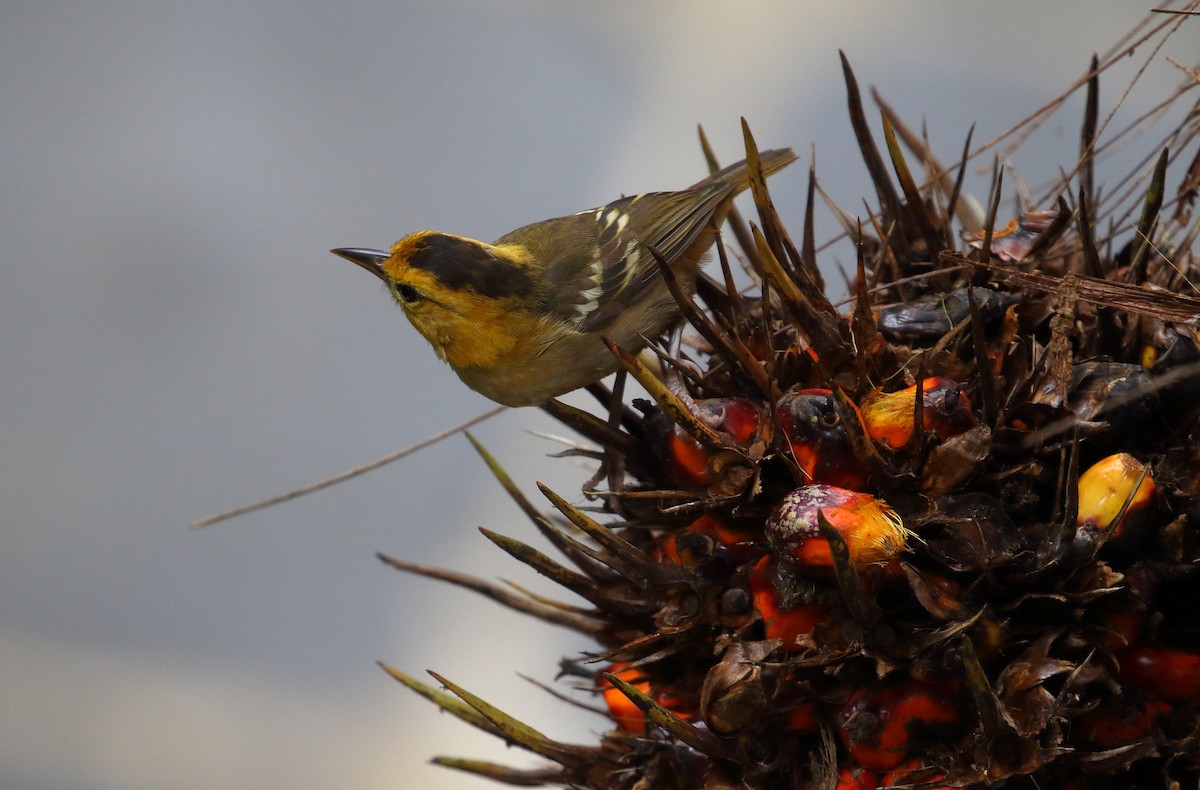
xmin=599 ymin=663 xmax=649 ymax=733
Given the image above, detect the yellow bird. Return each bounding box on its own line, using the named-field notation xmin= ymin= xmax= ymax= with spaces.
xmin=333 ymin=148 xmax=796 ymax=406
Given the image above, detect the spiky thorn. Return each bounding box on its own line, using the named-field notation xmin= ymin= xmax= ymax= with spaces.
xmin=540 ymin=398 xmax=643 ymax=459
xmin=602 ymin=671 xmax=728 ymax=758
xmin=850 ymin=245 xmax=883 ymax=389
xmin=816 ymin=179 xmax=868 ymax=247
xmin=897 ymin=366 xmax=940 ymax=487
xmin=378 ymin=662 xmax=501 ymax=736
xmin=908 ymin=370 xmax=928 ymax=456
xmin=881 ymin=111 xmax=944 ymax=259
xmin=965 ymin=285 xmax=1000 ymax=430
xmin=946 ymin=123 xmax=978 ymax=235
xmin=583 ymin=379 xmax=645 ymax=437
xmin=600 ymin=337 xmax=729 ymax=453
xmin=1168 ymin=143 xmax=1200 ymax=231
xmin=1080 ymin=53 xmax=1100 ymax=220
xmin=1024 ymin=196 xmax=1074 ymax=263
xmin=1076 ymin=182 xmax=1106 ymax=279
xmin=533 ymin=515 xmax=653 ymax=591
xmin=376 ymin=553 xmax=603 ymax=635
xmin=698 ymin=124 xmax=759 ymax=270
xmin=745 ymin=120 xmax=844 ymax=333
xmin=958 ymin=635 xmax=1005 ymax=767
xmin=430 ymin=757 xmax=566 ymax=787
xmin=517 ymin=671 xmax=607 ymax=718
xmin=522 ymin=518 xmax=661 ymax=614
xmin=874 ymin=89 xmax=974 ymax=244
xmin=831 ymin=386 xmax=892 ymax=484
xmin=977 ymin=158 xmax=1005 ymax=272
xmin=1044 ymin=427 xmax=1082 ymax=560
xmin=646 ymin=243 xmax=778 ymax=400
xmin=1127 ymin=147 xmax=1169 ymax=284
xmin=594 ymin=628 xmax=696 ymax=666
xmin=741 ymin=118 xmax=792 ymax=275
xmin=752 ymin=224 xmax=846 ymax=363
xmin=840 ymin=51 xmax=909 ymax=249
xmin=465 ymin=431 xmax=543 ymax=522
xmin=427 ymin=671 xmax=597 ymax=769
xmin=465 ymin=432 xmax=615 ymax=582
xmin=1061 ymin=426 xmax=1081 ymax=525
xmin=538 ymin=482 xmax=690 ymax=587
xmin=802 ymin=150 xmax=821 ymax=287
xmin=874 ymin=89 xmax=946 ymax=191
xmin=816 ymin=510 xmax=880 ymax=644
xmin=479 ymin=527 xmax=645 ymax=616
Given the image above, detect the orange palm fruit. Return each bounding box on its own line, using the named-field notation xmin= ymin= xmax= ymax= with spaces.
xmin=767 ymin=486 xmax=910 ymax=572
xmin=861 ymin=377 xmax=975 ymax=449
xmin=665 ymin=398 xmax=761 ymax=486
xmin=1076 ymin=452 xmax=1157 ymax=545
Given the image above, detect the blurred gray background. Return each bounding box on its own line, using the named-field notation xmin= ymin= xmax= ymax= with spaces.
xmin=1 ymin=3 xmax=1193 ymax=788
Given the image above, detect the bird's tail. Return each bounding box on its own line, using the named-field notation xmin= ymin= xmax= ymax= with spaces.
xmin=692 ymin=147 xmax=798 ymax=194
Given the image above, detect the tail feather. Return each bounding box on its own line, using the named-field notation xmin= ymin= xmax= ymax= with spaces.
xmin=692 ymin=147 xmax=798 ymax=193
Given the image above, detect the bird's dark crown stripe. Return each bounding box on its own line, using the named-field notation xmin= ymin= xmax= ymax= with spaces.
xmin=407 ymin=234 xmax=535 ymax=300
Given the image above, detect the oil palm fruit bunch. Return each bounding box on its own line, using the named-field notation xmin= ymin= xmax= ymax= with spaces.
xmin=378 ymin=38 xmax=1200 ymax=790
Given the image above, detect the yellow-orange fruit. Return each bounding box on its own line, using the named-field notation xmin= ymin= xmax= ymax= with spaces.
xmin=861 ymin=377 xmax=975 ymax=449
xmin=767 ymin=485 xmax=910 ymax=572
xmin=1076 ymin=453 xmax=1157 ymax=542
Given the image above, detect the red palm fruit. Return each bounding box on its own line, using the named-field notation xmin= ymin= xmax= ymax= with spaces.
xmin=1076 ymin=453 xmax=1157 ymax=545
xmin=861 ymin=377 xmax=975 ymax=450
xmin=776 ymin=388 xmax=869 ymax=489
xmin=836 ymin=682 xmax=961 ymax=772
xmin=767 ymin=486 xmax=910 ymax=572
xmin=1103 ymin=610 xmax=1146 ymax=652
xmin=748 ymin=556 xmax=827 ymax=652
xmin=1078 ymin=695 xmax=1172 ymax=745
xmin=655 ymin=514 xmax=758 ymax=567
xmin=1116 ymin=644 xmax=1200 ymax=702
xmin=652 ymin=531 xmax=682 ymax=565
xmin=787 ymin=698 xmax=821 ymax=733
xmin=665 ymin=398 xmax=762 ymax=486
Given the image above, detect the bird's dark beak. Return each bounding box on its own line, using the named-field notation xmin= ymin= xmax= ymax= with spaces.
xmin=331 ymin=247 xmax=391 ymax=283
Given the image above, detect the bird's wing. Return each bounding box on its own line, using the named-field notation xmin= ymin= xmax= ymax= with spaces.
xmin=510 ymin=187 xmax=730 ymax=334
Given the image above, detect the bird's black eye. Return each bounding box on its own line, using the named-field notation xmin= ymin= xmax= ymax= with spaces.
xmin=394 ymin=283 xmax=421 ymax=303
